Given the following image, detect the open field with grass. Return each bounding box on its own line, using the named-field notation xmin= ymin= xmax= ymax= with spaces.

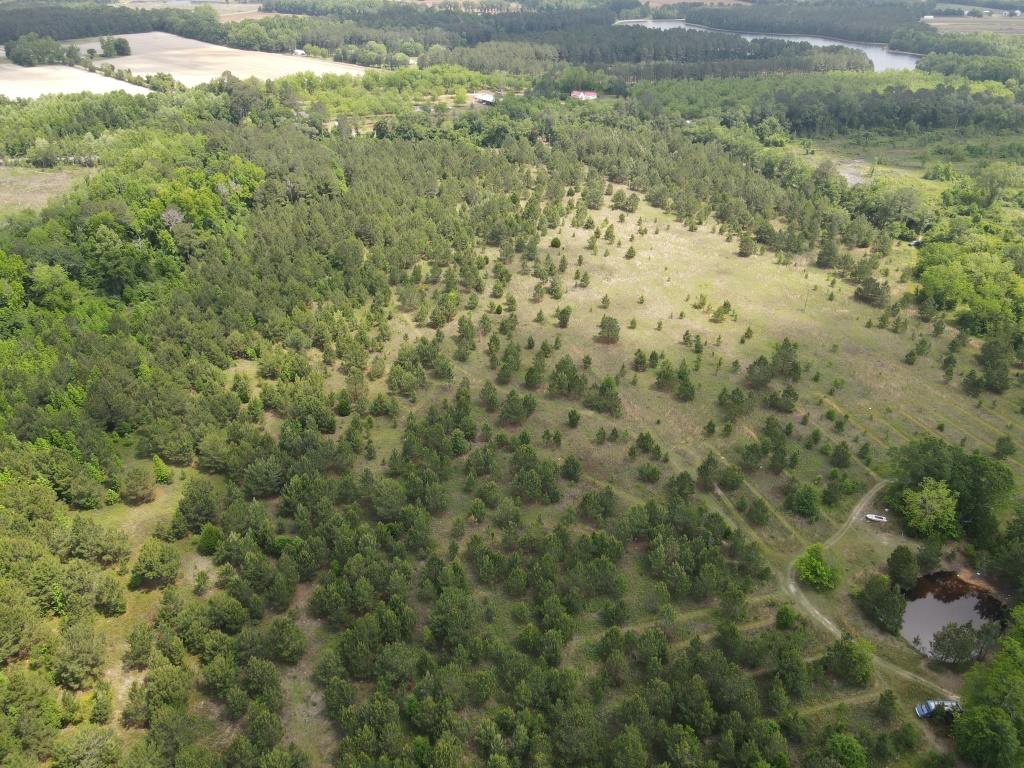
xmin=0 ymin=165 xmax=91 ymax=209
xmin=926 ymin=13 xmax=1024 ymax=35
xmin=118 ymin=0 xmax=288 ymax=20
xmin=0 ymin=55 xmax=150 ymax=98
xmin=319 ymin=179 xmax=997 ymax=738
xmin=117 ymin=153 xmax=1012 ymax=761
xmin=67 ymin=31 xmax=367 ymax=86
xmin=166 ymin=189 xmax=963 ymax=761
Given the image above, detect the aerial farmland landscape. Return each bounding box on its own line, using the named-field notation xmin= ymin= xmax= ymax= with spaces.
xmin=0 ymin=53 xmax=151 ymax=97
xmin=65 ymin=31 xmax=366 ymax=87
xmin=0 ymin=0 xmax=1023 ymax=767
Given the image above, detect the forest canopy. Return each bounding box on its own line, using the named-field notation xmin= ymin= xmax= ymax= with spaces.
xmin=0 ymin=1 xmax=1023 ymax=767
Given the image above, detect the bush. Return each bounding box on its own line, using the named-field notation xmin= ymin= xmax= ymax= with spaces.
xmin=53 ymin=725 xmax=121 ymax=768
xmin=123 ymin=624 xmax=153 ymax=669
xmin=597 ymin=315 xmax=620 ymax=343
xmin=561 ymin=455 xmax=582 ymax=482
xmin=886 ymin=545 xmax=918 ymax=591
xmin=129 ymin=539 xmax=180 ymax=589
xmin=94 ymin=573 xmax=126 ymax=616
xmin=53 ymin=619 xmax=104 ymax=690
xmin=795 ymin=544 xmax=839 ymax=591
xmin=196 ymin=523 xmax=224 ymax=556
xmin=637 ymin=462 xmax=661 ymax=484
xmin=855 ymin=574 xmax=906 ymax=634
xmin=90 ymin=683 xmax=112 ymax=725
xmin=785 ymin=483 xmax=821 ymax=521
xmin=119 ymin=467 xmax=154 ymax=505
xmin=152 ymin=455 xmax=172 ymax=484
xmin=823 ymin=633 xmax=874 ymax=687
xmin=263 ymin=615 xmax=307 ymax=664
xmin=775 ymin=603 xmax=798 ymax=630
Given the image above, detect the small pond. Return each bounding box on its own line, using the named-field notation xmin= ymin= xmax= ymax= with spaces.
xmin=901 ymin=571 xmax=1006 ymax=655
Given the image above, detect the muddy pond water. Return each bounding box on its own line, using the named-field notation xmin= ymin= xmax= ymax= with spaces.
xmin=901 ymin=571 xmax=1006 ymax=655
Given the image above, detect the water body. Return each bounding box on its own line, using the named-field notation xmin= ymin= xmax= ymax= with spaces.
xmin=617 ymin=19 xmax=920 ymax=72
xmin=901 ymin=571 xmax=1006 ymax=655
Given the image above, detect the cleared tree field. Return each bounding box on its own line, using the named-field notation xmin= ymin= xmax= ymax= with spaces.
xmin=0 ymin=165 xmax=92 ymax=209
xmin=67 ymin=31 xmax=367 ymax=86
xmin=0 ymin=56 xmax=150 ymax=98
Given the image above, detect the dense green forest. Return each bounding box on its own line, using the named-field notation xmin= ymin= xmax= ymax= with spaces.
xmin=678 ymin=2 xmax=929 ymax=44
xmin=2 ymin=0 xmax=1024 ymax=767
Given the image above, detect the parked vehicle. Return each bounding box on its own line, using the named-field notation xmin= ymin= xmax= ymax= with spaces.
xmin=865 ymin=514 xmax=888 ymax=523
xmin=915 ymin=700 xmax=961 ymax=718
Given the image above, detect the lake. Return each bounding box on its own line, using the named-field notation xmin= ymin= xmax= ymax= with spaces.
xmin=901 ymin=571 xmax=1006 ymax=655
xmin=617 ymin=19 xmax=920 ymax=72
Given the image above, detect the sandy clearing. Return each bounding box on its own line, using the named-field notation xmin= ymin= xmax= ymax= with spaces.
xmin=0 ymin=57 xmax=151 ymax=99
xmin=68 ymin=31 xmax=367 ymax=87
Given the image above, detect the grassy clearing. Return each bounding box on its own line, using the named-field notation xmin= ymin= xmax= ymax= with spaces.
xmin=0 ymin=166 xmax=91 ymax=211
xmin=178 ymin=170 xmax=1010 ymax=754
xmin=278 ymin=584 xmax=335 ymax=768
xmin=82 ymin=466 xmax=187 ymax=728
xmin=926 ymin=14 xmax=1024 ymax=35
xmin=374 ymin=180 xmax=989 ymax=725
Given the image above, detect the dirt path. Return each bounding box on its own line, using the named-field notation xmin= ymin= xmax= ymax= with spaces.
xmin=787 ymin=479 xmax=960 ymax=699
xmin=824 ymin=479 xmax=890 ymax=550
xmin=280 ymin=582 xmax=336 ymax=767
xmin=797 ymin=688 xmax=881 ymax=715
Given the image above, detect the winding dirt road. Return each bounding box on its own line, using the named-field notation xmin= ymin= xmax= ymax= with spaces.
xmin=786 ymin=479 xmax=960 ymax=699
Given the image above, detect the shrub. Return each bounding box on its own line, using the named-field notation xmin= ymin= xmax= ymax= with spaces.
xmin=637 ymin=463 xmax=661 ymax=484
xmin=597 ymin=315 xmax=620 ymax=343
xmin=855 ymin=574 xmax=906 ymax=634
xmin=196 ymin=523 xmax=224 ymax=556
xmin=129 ymin=539 xmax=180 ymax=589
xmin=823 ymin=633 xmax=874 ymax=687
xmin=53 ymin=725 xmax=121 ymax=768
xmin=263 ymin=615 xmax=307 ymax=664
xmin=94 ymin=573 xmax=127 ymax=617
xmin=119 ymin=467 xmax=154 ymax=505
xmin=795 ymin=544 xmax=839 ymax=591
xmin=785 ymin=483 xmax=821 ymax=521
xmin=152 ymin=455 xmax=172 ymax=484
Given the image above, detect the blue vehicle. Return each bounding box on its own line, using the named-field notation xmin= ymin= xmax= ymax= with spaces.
xmin=915 ymin=700 xmax=961 ymax=718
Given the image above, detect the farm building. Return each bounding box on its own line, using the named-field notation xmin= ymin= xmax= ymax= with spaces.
xmin=571 ymin=90 xmax=597 ymax=101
